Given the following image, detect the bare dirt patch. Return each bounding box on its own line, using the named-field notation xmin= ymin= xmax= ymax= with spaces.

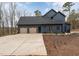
xmin=43 ymin=34 xmax=79 ymax=56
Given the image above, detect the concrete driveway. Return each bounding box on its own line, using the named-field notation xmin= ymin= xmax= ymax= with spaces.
xmin=0 ymin=34 xmax=47 ymax=56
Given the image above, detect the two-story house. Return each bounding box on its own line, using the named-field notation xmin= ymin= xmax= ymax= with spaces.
xmin=17 ymin=9 xmax=70 ymax=33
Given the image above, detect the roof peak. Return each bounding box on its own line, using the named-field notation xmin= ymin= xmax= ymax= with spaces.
xmin=57 ymin=11 xmax=66 ymax=17
xmin=43 ymin=9 xmax=57 ymax=16
xmin=51 ymin=9 xmax=57 ymax=12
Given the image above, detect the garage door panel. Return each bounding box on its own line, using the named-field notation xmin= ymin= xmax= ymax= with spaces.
xmin=29 ymin=27 xmax=37 ymax=33
xmin=20 ymin=28 xmax=27 ymax=33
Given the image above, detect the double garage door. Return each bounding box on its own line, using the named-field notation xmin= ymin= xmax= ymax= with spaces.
xmin=20 ymin=27 xmax=37 ymax=33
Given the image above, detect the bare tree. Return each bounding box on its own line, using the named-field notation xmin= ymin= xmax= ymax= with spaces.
xmin=13 ymin=3 xmax=17 ymax=34
xmin=0 ymin=3 xmax=4 ymax=35
xmin=0 ymin=3 xmax=2 ymax=32
xmin=16 ymin=10 xmax=21 ymax=18
xmin=4 ymin=8 xmax=9 ymax=34
xmin=9 ymin=2 xmax=16 ymax=34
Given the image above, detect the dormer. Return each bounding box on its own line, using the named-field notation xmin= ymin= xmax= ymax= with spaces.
xmin=43 ymin=9 xmax=57 ymax=18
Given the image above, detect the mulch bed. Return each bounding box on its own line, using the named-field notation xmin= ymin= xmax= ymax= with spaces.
xmin=43 ymin=34 xmax=79 ymax=56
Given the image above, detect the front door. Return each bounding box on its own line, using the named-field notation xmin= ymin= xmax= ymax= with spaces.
xmin=38 ymin=27 xmax=41 ymax=33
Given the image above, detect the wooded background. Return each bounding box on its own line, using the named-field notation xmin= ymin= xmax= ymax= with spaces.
xmin=0 ymin=2 xmax=79 ymax=36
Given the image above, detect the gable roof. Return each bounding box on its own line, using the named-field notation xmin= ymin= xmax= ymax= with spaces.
xmin=17 ymin=9 xmax=66 ymax=25
xmin=43 ymin=9 xmax=57 ymax=16
xmin=57 ymin=11 xmax=66 ymax=17
xmin=51 ymin=11 xmax=66 ymax=19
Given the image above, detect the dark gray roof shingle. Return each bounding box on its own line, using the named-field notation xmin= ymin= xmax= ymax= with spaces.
xmin=17 ymin=16 xmax=64 ymax=25
xmin=17 ymin=9 xmax=65 ymax=25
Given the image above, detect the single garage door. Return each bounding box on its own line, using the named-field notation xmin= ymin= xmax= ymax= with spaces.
xmin=29 ymin=27 xmax=37 ymax=33
xmin=20 ymin=28 xmax=28 ymax=33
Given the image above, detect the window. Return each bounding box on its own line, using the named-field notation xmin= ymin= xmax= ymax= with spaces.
xmin=51 ymin=17 xmax=53 ymax=19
